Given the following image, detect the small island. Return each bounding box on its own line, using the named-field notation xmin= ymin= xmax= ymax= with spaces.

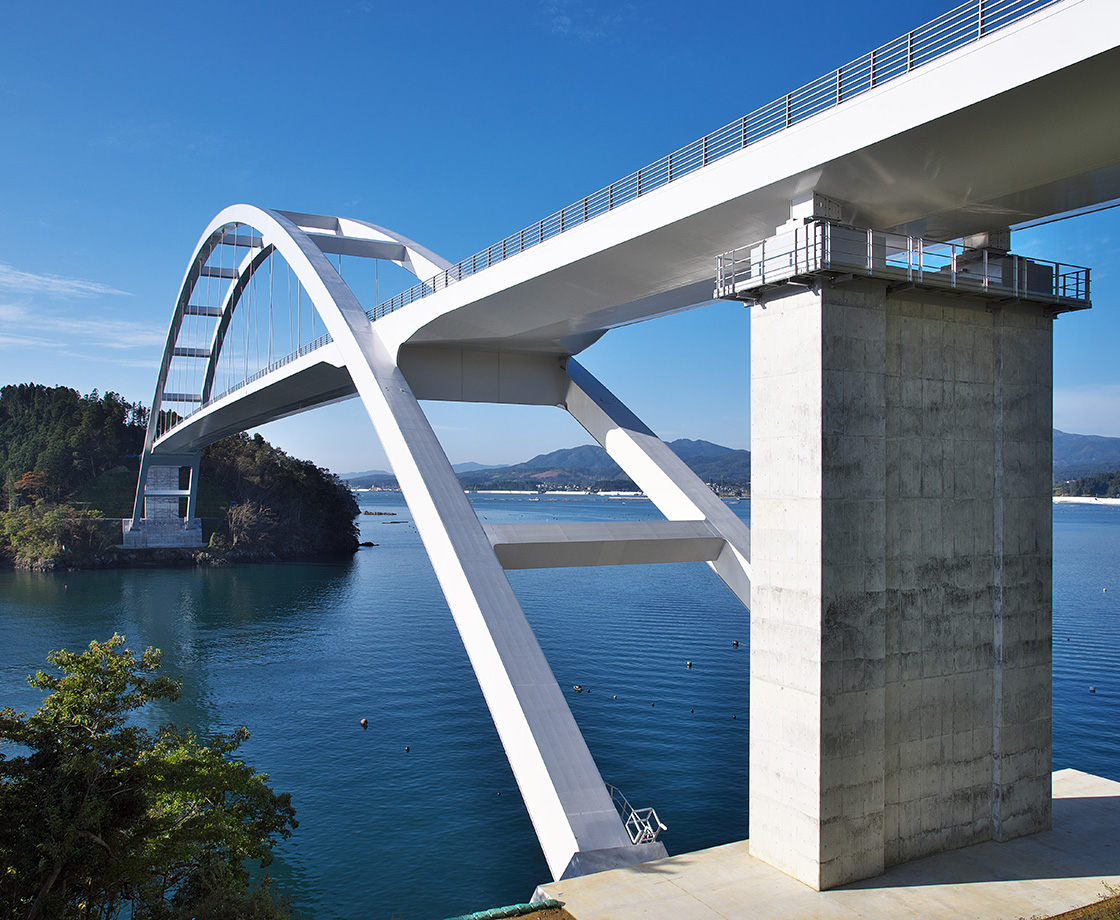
xmin=0 ymin=383 xmax=358 ymax=570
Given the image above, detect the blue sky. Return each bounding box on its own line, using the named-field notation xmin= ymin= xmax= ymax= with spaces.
xmin=1 ymin=0 xmax=1115 ymax=474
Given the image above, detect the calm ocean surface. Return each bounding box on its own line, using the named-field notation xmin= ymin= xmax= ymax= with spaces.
xmin=0 ymin=495 xmax=1117 ymax=920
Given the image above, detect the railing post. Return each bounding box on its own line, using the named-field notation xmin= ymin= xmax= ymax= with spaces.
xmin=907 ymin=31 xmax=914 ymax=70
xmin=978 ymin=0 xmax=985 ymax=37
xmin=836 ymin=67 xmax=842 ymax=104
xmin=870 ymin=48 xmax=877 ymax=88
xmin=785 ymin=93 xmax=791 ymax=127
xmin=702 ymin=136 xmax=708 ymax=167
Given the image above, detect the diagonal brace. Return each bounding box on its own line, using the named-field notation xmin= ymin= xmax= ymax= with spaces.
xmin=562 ymin=359 xmax=751 ymax=607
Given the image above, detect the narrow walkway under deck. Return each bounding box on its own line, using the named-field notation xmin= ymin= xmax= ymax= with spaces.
xmin=538 ymin=770 xmax=1120 ymax=920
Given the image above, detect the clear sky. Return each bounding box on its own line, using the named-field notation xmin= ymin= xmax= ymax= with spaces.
xmin=1 ymin=1 xmax=1116 ymax=475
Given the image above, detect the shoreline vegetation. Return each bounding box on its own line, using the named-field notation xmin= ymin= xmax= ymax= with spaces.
xmin=0 ymin=383 xmax=358 ymax=572
xmin=0 ymin=637 xmax=298 ymax=918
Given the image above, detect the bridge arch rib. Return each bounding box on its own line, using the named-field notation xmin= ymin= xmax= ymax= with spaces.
xmin=128 ymin=203 xmax=752 ymax=881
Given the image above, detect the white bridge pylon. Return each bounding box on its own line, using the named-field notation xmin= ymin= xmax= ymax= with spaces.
xmin=129 ymin=204 xmax=751 ymax=880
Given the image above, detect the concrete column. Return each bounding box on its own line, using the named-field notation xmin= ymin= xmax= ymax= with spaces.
xmin=144 ymin=465 xmax=181 ymax=519
xmin=749 ymin=278 xmax=1052 ymax=889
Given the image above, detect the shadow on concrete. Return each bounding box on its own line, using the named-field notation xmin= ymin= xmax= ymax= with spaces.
xmin=844 ymin=795 xmax=1120 ymax=890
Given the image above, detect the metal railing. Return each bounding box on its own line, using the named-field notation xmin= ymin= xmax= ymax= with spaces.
xmin=715 ymin=220 xmax=1091 ymax=307
xmin=607 ymin=784 xmax=666 ymax=845
xmin=158 ymin=332 xmax=335 ymax=438
xmin=366 ymin=0 xmax=1063 ymax=323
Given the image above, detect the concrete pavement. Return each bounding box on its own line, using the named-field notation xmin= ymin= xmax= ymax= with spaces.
xmin=537 ymin=769 xmax=1120 ymax=920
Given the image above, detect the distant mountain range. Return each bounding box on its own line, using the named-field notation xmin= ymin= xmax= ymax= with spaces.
xmin=342 ymin=429 xmax=1120 ymax=491
xmin=343 ymin=438 xmax=750 ymax=491
xmin=1053 ymin=429 xmax=1120 ymax=480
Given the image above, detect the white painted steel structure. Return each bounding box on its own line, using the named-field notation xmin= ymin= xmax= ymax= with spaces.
xmin=128 ymin=0 xmax=1120 ymax=887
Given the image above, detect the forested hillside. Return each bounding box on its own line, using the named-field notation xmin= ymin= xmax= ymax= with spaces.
xmin=203 ymin=433 xmax=358 ymax=556
xmin=0 ymin=383 xmax=357 ymax=567
xmin=0 ymin=383 xmax=147 ymax=508
xmin=1053 ymin=429 xmax=1120 ymax=480
xmin=1054 ymin=470 xmax=1120 ymax=498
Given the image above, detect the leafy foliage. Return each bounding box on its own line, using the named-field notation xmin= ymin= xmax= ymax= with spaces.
xmin=202 ymin=433 xmax=358 ymax=556
xmin=0 ymin=636 xmax=298 ymax=919
xmin=1054 ymin=469 xmax=1120 ymax=498
xmin=0 ymin=503 xmax=110 ymax=565
xmin=0 ymin=383 xmax=358 ymax=565
xmin=0 ymin=384 xmax=147 ymax=511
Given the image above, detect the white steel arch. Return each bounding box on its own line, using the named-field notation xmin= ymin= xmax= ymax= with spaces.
xmin=129 ymin=204 xmax=740 ymax=880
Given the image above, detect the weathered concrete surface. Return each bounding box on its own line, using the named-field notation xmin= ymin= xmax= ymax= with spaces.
xmin=538 ymin=770 xmax=1120 ymax=920
xmin=121 ymin=465 xmax=204 ymax=548
xmin=749 ymin=280 xmax=1053 ymax=888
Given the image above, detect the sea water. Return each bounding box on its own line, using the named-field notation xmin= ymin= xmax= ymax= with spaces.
xmin=0 ymin=496 xmax=1116 ymax=920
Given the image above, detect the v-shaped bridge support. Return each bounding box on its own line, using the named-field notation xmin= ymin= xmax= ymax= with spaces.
xmin=124 ymin=204 xmax=749 ymax=880
xmin=366 ymin=341 xmax=750 ymax=880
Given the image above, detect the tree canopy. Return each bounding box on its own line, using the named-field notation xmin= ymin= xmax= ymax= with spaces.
xmin=0 ymin=384 xmax=147 ymax=510
xmin=0 ymin=383 xmax=358 ymax=567
xmin=202 ymin=433 xmax=358 ymax=556
xmin=0 ymin=636 xmax=298 ymax=919
xmin=1054 ymin=469 xmax=1120 ymax=498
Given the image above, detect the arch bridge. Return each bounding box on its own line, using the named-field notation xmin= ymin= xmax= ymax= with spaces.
xmin=128 ymin=0 xmax=1119 ymax=890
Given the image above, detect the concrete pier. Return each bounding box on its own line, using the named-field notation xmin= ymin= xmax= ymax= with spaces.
xmin=538 ymin=769 xmax=1120 ymax=920
xmin=122 ymin=460 xmax=203 ymax=548
xmin=749 ymin=278 xmax=1054 ymax=888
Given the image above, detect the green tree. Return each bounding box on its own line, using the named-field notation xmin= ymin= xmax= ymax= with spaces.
xmin=0 ymin=636 xmax=298 ymax=919
xmin=0 ymin=503 xmax=109 ymax=567
xmin=202 ymin=433 xmax=358 ymax=556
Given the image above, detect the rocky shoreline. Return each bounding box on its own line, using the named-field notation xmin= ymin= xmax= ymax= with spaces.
xmin=2 ymin=546 xmax=360 ymax=573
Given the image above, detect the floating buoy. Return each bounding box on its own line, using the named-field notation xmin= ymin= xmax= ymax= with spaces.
xmin=690 ymin=708 xmax=694 ymax=713
xmin=405 ymin=745 xmax=411 ymax=752
xmin=686 ymin=661 xmax=692 ymax=669
xmin=1090 ymin=687 xmax=1097 ymax=694
xmin=732 ymin=640 xmax=740 ymax=647
xmin=573 ymin=684 xmax=583 ymax=693
xmin=360 ymin=718 xmax=368 ymax=729
xmin=613 ymin=695 xmax=617 ymax=700
xmin=652 ymin=702 xmax=656 ymax=707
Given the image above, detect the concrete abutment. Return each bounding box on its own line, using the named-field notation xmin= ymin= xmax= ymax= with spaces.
xmin=749 ymin=278 xmax=1053 ymax=889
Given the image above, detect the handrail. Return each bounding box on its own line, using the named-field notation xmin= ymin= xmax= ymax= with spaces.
xmin=366 ymin=0 xmax=1062 ymax=323
xmin=715 ymin=219 xmax=1091 ymax=308
xmin=163 ymin=332 xmax=335 ymax=433
xmin=161 ymin=0 xmax=1067 ymax=441
xmin=606 ymin=783 xmax=666 ymax=845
